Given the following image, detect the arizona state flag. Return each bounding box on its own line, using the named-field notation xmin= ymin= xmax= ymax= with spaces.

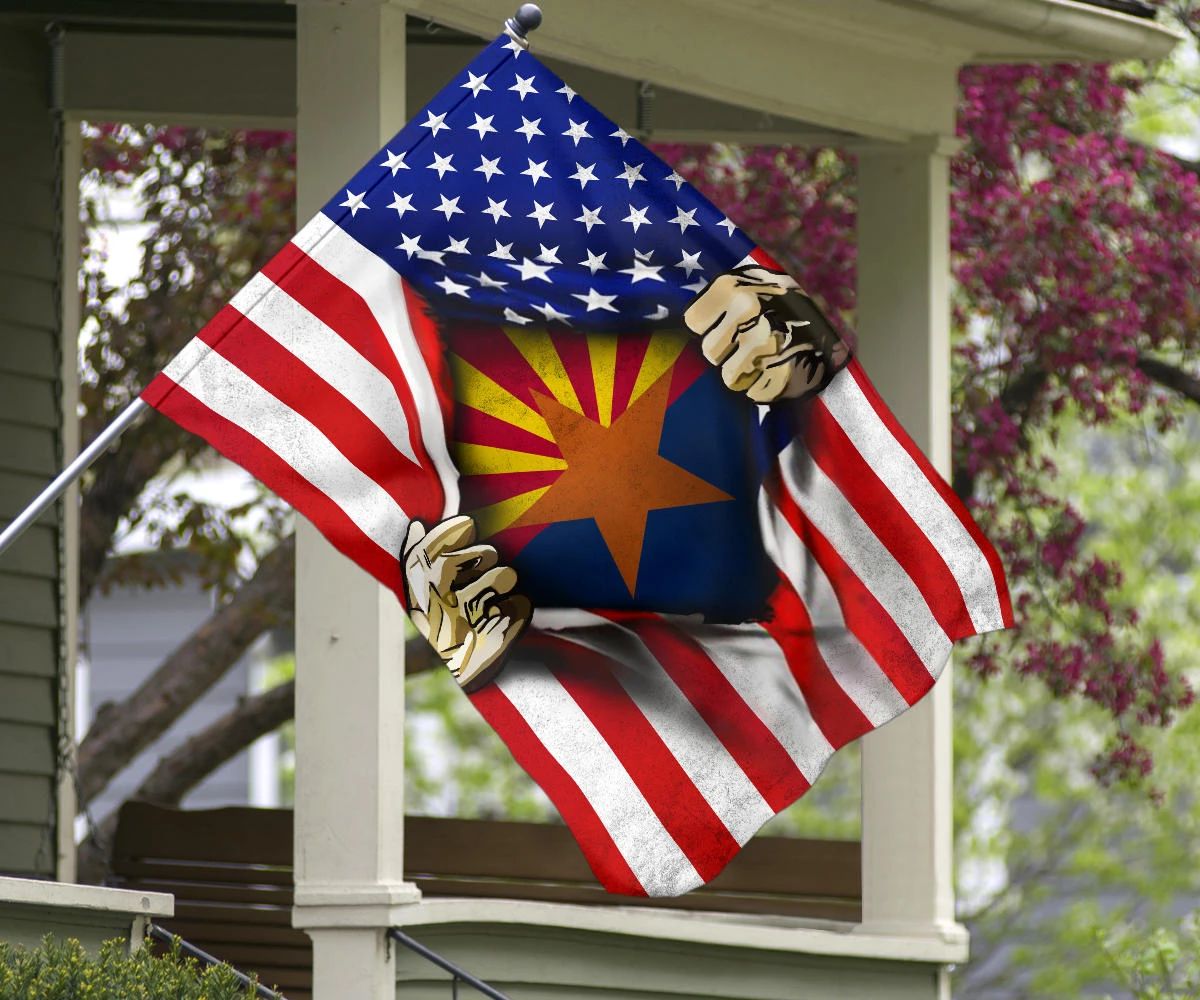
xmin=446 ymin=321 xmax=775 ymax=623
xmin=142 ymin=30 xmax=1013 ymax=896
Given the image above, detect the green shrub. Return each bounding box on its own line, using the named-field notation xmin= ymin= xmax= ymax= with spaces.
xmin=0 ymin=934 xmax=260 ymax=999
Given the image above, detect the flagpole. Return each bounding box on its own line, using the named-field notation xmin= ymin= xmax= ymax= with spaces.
xmin=0 ymin=397 xmax=148 ymax=557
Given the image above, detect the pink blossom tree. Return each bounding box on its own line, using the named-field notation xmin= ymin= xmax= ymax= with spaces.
xmin=657 ymin=51 xmax=1200 ymax=785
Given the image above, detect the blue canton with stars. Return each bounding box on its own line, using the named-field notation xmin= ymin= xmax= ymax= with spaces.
xmin=321 ymin=34 xmax=757 ymax=330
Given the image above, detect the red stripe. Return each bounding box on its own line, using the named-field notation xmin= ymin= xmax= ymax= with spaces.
xmin=777 ymin=472 xmax=931 ymax=704
xmin=142 ymin=374 xmax=403 ymax=594
xmin=801 ymin=401 xmax=958 ymax=696
xmin=261 ymin=244 xmax=437 ymax=497
xmin=749 ymin=246 xmax=784 ymax=270
xmin=403 ymin=282 xmax=454 ymax=432
xmin=764 ymin=571 xmax=874 ymax=749
xmin=487 ymin=522 xmax=548 ymax=559
xmin=453 ymin=405 xmax=563 ymax=460
xmin=807 ymin=395 xmax=974 ymax=634
xmin=447 ymin=323 xmax=553 ymax=412
xmin=459 ymin=469 xmax=559 ymax=507
xmin=610 ymin=334 xmax=651 ymax=420
xmin=666 ymin=342 xmax=709 ymax=407
xmin=469 ymin=681 xmax=646 ymax=896
xmin=847 ymin=360 xmax=1014 ymax=629
xmin=196 ymin=308 xmax=443 ymax=525
xmin=605 ymin=612 xmax=810 ymax=812
xmin=766 ymin=464 xmax=930 ymax=705
xmin=549 ymin=330 xmax=599 ymax=422
xmin=529 ymin=632 xmax=740 ymax=884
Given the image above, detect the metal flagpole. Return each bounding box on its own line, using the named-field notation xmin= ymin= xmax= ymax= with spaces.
xmin=0 ymin=3 xmax=544 ymax=563
xmin=0 ymin=397 xmax=148 ymax=557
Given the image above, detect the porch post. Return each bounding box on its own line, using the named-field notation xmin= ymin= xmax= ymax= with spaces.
xmin=855 ymin=139 xmax=966 ymax=971
xmin=291 ymin=3 xmax=417 ymax=999
xmin=57 ymin=110 xmax=82 ymax=884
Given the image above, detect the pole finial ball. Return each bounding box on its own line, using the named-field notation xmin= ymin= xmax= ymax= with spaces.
xmin=513 ymin=3 xmax=543 ymax=34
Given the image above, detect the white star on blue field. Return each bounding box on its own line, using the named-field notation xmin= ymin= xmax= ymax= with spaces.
xmin=323 ymin=34 xmax=756 ymax=331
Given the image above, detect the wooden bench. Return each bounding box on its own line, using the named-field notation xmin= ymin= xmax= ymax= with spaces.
xmin=109 ymin=802 xmax=862 ymax=999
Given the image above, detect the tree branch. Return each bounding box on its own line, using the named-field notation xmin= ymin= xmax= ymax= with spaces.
xmin=79 ymin=416 xmax=207 ymax=607
xmin=952 ymin=351 xmax=1200 ymax=503
xmin=953 ymin=364 xmax=1049 ymax=501
xmin=98 ymin=634 xmax=437 ymax=813
xmin=1137 ymin=353 xmax=1200 ymax=405
xmin=137 ymin=681 xmax=295 ymax=806
xmin=77 ymin=534 xmax=296 ymax=807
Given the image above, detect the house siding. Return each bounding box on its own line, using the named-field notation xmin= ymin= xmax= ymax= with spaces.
xmin=81 ymin=579 xmax=257 ymax=819
xmin=0 ymin=24 xmax=63 ymax=879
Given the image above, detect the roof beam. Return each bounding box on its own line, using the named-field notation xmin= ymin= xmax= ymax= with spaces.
xmin=53 ymin=27 xmax=856 ymax=145
xmin=399 ymin=0 xmax=961 ymax=142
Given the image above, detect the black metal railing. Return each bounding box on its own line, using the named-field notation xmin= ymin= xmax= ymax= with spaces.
xmin=389 ymin=927 xmax=513 ymax=999
xmin=149 ymin=922 xmax=512 ymax=999
xmin=148 ymin=924 xmax=285 ymax=1000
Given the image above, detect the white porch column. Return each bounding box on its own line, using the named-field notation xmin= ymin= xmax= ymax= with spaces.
xmin=855 ymin=140 xmax=966 ymax=964
xmin=291 ymin=4 xmax=417 ymax=999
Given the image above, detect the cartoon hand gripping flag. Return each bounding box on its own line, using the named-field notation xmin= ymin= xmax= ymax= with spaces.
xmin=403 ymin=514 xmax=530 ymax=691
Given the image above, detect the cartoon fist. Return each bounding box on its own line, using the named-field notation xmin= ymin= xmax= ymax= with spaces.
xmin=402 ymin=515 xmax=531 ymax=691
xmin=683 ymin=265 xmax=850 ymax=403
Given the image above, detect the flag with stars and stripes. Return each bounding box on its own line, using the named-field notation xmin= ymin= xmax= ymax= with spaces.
xmin=141 ymin=31 xmax=1013 ymax=897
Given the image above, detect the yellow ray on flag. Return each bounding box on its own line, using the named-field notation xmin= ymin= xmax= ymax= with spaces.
xmin=587 ymin=335 xmax=618 ymax=427
xmin=449 ymin=353 xmax=554 ymax=442
xmin=455 ymin=443 xmax=567 ymax=476
xmin=628 ymin=331 xmax=689 ymax=407
xmin=504 ymin=327 xmax=583 ymax=415
xmin=474 ymin=487 xmax=552 ymax=537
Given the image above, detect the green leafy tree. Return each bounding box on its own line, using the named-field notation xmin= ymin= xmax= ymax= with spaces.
xmin=950 ymin=407 xmax=1200 ymax=998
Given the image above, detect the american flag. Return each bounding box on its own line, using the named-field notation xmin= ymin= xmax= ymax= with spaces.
xmin=142 ymin=32 xmax=1012 ymax=897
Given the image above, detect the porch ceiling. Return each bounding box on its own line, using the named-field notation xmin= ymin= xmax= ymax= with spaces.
xmin=393 ymin=0 xmax=1182 ymax=140
xmin=9 ymin=0 xmax=1185 ymax=142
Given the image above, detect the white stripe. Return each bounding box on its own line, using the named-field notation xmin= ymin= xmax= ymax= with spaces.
xmin=495 ymin=661 xmax=701 ymax=897
xmin=161 ymin=338 xmax=409 ymax=555
xmin=296 ymin=214 xmax=460 ymax=518
xmin=688 ymin=624 xmax=833 ymax=784
xmin=820 ymin=368 xmax=1006 ymax=634
xmin=230 ymin=272 xmax=420 ymax=466
xmin=778 ymin=440 xmax=952 ymax=678
xmin=544 ymin=614 xmax=775 ymax=847
xmin=759 ymin=492 xmax=909 ymax=726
